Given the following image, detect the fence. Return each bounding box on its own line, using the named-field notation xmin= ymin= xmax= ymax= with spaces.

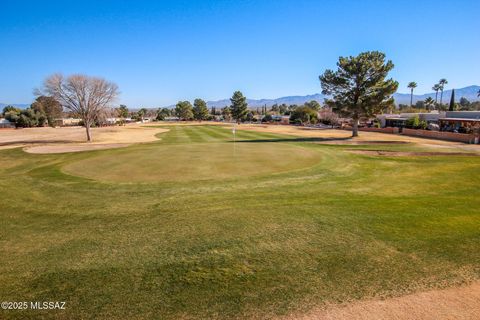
xmin=401 ymin=128 xmax=478 ymax=144
xmin=343 ymin=126 xmax=399 ymax=134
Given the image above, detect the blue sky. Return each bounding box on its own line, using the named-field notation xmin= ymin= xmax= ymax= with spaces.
xmin=0 ymin=0 xmax=479 ymax=107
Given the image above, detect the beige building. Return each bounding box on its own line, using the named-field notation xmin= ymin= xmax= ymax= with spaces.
xmin=54 ymin=118 xmax=82 ymax=127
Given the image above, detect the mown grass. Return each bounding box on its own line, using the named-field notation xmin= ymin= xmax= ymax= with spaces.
xmin=1 ymin=125 xmax=479 ymax=319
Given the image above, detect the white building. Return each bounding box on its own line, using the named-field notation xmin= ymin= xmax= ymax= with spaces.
xmin=0 ymin=118 xmax=14 ymax=128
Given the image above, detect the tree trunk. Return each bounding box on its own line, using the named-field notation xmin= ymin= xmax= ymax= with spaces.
xmin=410 ymin=89 xmax=413 ymax=106
xmin=352 ymin=117 xmax=359 ymax=137
xmin=85 ymin=122 xmax=92 ymax=142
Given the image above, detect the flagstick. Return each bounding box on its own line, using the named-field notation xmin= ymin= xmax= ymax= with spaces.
xmin=233 ymin=122 xmax=236 ymax=158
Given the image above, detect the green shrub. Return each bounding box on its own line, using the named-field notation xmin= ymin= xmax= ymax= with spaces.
xmin=262 ymin=114 xmax=273 ymax=122
xmin=290 ymin=107 xmax=318 ymax=125
xmin=406 ymin=115 xmax=420 ymax=128
xmin=5 ymin=108 xmax=46 ymax=128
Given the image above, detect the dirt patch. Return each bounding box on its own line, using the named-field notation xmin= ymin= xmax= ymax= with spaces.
xmin=348 ymin=150 xmax=479 ymax=157
xmin=0 ymin=125 xmax=169 ymax=153
xmin=320 ymin=140 xmax=410 ymax=145
xmin=25 ymin=143 xmax=132 ymax=154
xmin=287 ymin=282 xmax=480 ymax=320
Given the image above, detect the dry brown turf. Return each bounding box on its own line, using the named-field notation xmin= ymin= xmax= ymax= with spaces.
xmin=0 ymin=124 xmax=168 ymax=153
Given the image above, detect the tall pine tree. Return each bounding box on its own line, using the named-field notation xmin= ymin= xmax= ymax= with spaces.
xmin=193 ymin=98 xmax=209 ymax=121
xmin=230 ymin=91 xmax=248 ymax=122
xmin=320 ymin=51 xmax=398 ymax=137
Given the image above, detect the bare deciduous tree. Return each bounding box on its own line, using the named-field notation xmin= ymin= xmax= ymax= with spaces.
xmin=40 ymin=74 xmax=119 ymax=141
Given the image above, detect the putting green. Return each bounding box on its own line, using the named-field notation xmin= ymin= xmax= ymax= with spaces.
xmin=62 ymin=142 xmax=320 ymax=182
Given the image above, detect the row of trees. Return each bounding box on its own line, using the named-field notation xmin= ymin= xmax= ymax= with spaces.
xmin=400 ymin=93 xmax=480 ymax=112
xmin=407 ymin=79 xmax=450 ymax=109
xmin=169 ymin=91 xmax=248 ymax=122
xmin=2 ymin=96 xmax=63 ymax=128
xmin=3 ymin=106 xmax=47 ymax=128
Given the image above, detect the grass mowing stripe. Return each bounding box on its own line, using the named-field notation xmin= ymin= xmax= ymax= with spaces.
xmin=198 ymin=125 xmax=234 ymax=141
xmin=232 ymin=128 xmax=292 ymax=141
xmin=160 ymin=126 xmax=195 ymax=145
xmin=181 ymin=126 xmax=211 ymax=143
xmin=189 ymin=125 xmax=229 ymax=143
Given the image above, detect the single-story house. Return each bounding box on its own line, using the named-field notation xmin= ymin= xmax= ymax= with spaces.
xmin=53 ymin=118 xmax=83 ymax=127
xmin=270 ymin=115 xmax=290 ymax=124
xmin=164 ymin=116 xmax=180 ymax=121
xmin=0 ymin=118 xmax=14 ymax=128
xmin=376 ymin=112 xmax=445 ymax=128
xmin=439 ymin=111 xmax=480 ymax=134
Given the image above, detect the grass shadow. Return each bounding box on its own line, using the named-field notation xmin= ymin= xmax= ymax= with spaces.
xmin=231 ymin=137 xmax=352 ymax=143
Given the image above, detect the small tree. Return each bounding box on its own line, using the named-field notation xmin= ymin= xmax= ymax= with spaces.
xmin=114 ymin=105 xmax=129 ymax=125
xmin=319 ymin=51 xmax=398 ymax=137
xmin=290 ymin=106 xmax=318 ymax=125
xmin=304 ymin=100 xmax=321 ymax=110
xmin=406 ymin=115 xmax=420 ymax=128
xmin=271 ymin=104 xmax=279 ymax=113
xmin=30 ymin=96 xmax=63 ymax=127
xmin=2 ymin=105 xmax=21 ymax=116
xmin=424 ymin=97 xmax=435 ymax=110
xmin=459 ymin=97 xmax=470 ymax=108
xmin=230 ymin=91 xmax=248 ymax=123
xmin=40 ymin=74 xmax=119 ymax=141
xmin=193 ymin=98 xmax=209 ymax=121
xmin=116 ymin=105 xmax=129 ymax=118
xmin=136 ymin=108 xmax=148 ymax=122
xmin=221 ymin=106 xmax=232 ymax=121
xmin=262 ymin=114 xmax=273 ymax=122
xmin=156 ymin=108 xmax=171 ymax=120
xmin=175 ymin=101 xmax=193 ymax=120
xmin=415 ymin=100 xmax=425 ymax=109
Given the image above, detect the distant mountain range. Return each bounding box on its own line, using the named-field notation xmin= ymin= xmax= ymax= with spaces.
xmin=205 ymin=85 xmax=480 ymax=108
xmin=2 ymin=85 xmax=479 ymax=110
xmin=392 ymin=85 xmax=480 ymax=105
xmin=0 ymin=103 xmax=30 ymax=109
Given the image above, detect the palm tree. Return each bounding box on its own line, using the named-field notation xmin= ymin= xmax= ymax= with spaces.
xmin=478 ymin=88 xmax=480 ymax=97
xmin=407 ymin=82 xmax=417 ymax=107
xmin=438 ymin=78 xmax=448 ymax=105
xmin=424 ymin=97 xmax=435 ymax=110
xmin=432 ymin=84 xmax=441 ymax=104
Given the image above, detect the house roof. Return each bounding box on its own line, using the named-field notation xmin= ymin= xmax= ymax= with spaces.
xmin=439 ymin=118 xmax=480 ymax=122
xmin=386 ymin=117 xmax=409 ymax=121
